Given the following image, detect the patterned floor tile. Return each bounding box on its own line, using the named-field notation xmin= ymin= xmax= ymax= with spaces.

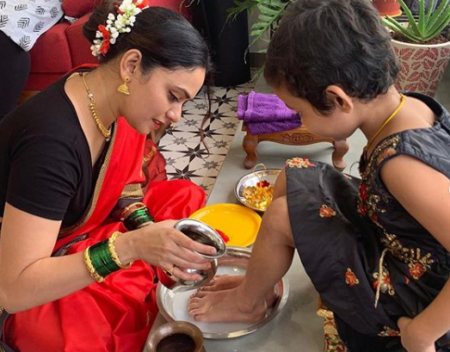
xmin=158 ymin=82 xmax=254 ymax=197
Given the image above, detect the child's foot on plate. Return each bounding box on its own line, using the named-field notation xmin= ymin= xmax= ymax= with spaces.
xmin=199 ymin=275 xmax=244 ymax=292
xmin=188 ymin=287 xmax=267 ymax=323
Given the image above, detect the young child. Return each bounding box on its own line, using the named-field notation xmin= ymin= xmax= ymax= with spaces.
xmin=188 ymin=0 xmax=450 ymax=351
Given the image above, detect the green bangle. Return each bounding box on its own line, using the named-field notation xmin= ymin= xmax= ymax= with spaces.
xmin=84 ymin=247 xmax=105 ymax=283
xmin=127 ymin=208 xmax=149 ymax=221
xmin=90 ymin=240 xmax=120 ymax=277
xmin=124 ymin=210 xmax=148 ymax=227
xmin=126 ymin=216 xmax=154 ymax=230
xmin=124 ymin=208 xmax=155 ymax=230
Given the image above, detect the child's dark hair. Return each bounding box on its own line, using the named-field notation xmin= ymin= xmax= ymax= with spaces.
xmin=264 ymin=0 xmax=400 ymax=114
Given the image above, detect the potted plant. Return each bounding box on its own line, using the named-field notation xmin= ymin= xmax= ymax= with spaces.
xmin=371 ymin=0 xmax=402 ymax=16
xmin=223 ymin=0 xmax=293 ymax=78
xmin=382 ymin=0 xmax=450 ymax=96
xmin=227 ymin=0 xmax=292 ymax=52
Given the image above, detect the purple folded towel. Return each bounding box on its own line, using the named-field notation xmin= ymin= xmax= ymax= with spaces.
xmin=246 ymin=120 xmax=301 ymax=135
xmin=238 ymin=91 xmax=302 ymax=135
xmin=238 ymin=92 xmax=299 ymax=123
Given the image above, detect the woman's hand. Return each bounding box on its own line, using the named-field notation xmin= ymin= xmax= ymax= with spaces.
xmin=129 ymin=220 xmax=217 ymax=281
xmin=398 ymin=317 xmax=436 ymax=352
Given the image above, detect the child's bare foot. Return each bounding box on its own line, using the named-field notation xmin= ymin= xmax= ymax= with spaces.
xmin=188 ymin=287 xmax=267 ymax=323
xmin=264 ymin=286 xmax=278 ymax=308
xmin=199 ymin=275 xmax=279 ymax=310
xmin=199 ymin=275 xmax=244 ymax=292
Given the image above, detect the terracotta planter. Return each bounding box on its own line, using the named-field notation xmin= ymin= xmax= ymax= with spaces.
xmin=391 ymin=39 xmax=450 ymax=97
xmin=372 ymin=0 xmax=402 ymax=17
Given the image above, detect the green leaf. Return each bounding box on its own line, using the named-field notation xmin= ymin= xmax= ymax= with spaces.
xmin=258 ymin=14 xmax=274 ymax=22
xmin=252 ymin=22 xmax=269 ymax=30
xmin=425 ymin=0 xmax=437 ymax=24
xmin=397 ymin=0 xmax=421 ymax=35
xmin=418 ymin=0 xmax=425 ymax=33
xmin=383 ymin=0 xmax=450 ymax=42
xmin=424 ymin=10 xmax=450 ymax=41
xmin=226 ymin=0 xmax=258 ymax=22
xmin=382 ymin=16 xmax=423 ymax=42
xmin=250 ymin=29 xmax=265 ymax=36
xmin=259 ymin=4 xmax=281 ymax=16
xmin=251 ymin=66 xmax=264 ymax=81
xmin=427 ymin=0 xmax=450 ymax=30
xmin=418 ymin=1 xmax=426 ymax=34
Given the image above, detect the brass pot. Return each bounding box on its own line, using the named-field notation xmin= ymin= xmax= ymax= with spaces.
xmin=144 ymin=321 xmax=205 ymax=352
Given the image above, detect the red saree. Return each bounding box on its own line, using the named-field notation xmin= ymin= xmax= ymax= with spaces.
xmin=4 ymin=117 xmax=206 ymax=352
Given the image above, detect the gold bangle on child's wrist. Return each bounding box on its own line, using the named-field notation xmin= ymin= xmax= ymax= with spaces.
xmin=108 ymin=231 xmax=133 ymax=269
xmin=84 ymin=247 xmax=105 ymax=283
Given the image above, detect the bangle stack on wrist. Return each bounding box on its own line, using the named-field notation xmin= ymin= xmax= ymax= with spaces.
xmin=108 ymin=231 xmax=133 ymax=269
xmin=83 ymin=231 xmax=133 ymax=283
xmin=84 ymin=247 xmax=106 ymax=283
xmin=120 ymin=202 xmax=147 ymax=221
xmin=123 ymin=205 xmax=155 ymax=230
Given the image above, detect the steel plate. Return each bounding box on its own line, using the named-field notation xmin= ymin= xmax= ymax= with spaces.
xmin=234 ymin=169 xmax=282 ymax=212
xmin=156 ymin=247 xmax=289 ymax=339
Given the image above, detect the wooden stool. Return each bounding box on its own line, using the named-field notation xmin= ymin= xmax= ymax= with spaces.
xmin=242 ymin=124 xmax=349 ymax=171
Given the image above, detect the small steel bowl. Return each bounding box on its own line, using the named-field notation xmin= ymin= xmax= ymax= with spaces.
xmin=175 ymin=260 xmax=218 ymax=289
xmin=168 ymin=219 xmax=226 ymax=291
xmin=174 ymin=218 xmax=227 ymax=259
xmin=235 ymin=168 xmax=282 ymax=212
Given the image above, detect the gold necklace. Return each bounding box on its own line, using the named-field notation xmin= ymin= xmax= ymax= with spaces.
xmin=81 ymin=73 xmax=111 ymax=142
xmin=363 ymin=93 xmax=406 ymax=157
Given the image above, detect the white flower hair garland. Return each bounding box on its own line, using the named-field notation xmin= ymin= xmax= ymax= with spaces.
xmin=91 ymin=0 xmax=149 ymax=57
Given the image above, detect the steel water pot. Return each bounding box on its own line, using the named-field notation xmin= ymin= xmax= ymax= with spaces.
xmin=144 ymin=321 xmax=206 ymax=352
xmin=162 ymin=218 xmax=227 ymax=291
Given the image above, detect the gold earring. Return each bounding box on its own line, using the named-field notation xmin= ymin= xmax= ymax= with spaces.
xmin=118 ymin=77 xmax=130 ymax=95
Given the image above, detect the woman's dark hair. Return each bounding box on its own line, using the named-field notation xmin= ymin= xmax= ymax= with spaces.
xmin=84 ymin=2 xmax=212 ymax=73
xmin=264 ymin=0 xmax=400 ymax=114
xmin=84 ymin=2 xmax=214 ymax=143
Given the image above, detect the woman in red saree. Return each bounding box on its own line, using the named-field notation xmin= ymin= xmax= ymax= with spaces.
xmin=0 ymin=2 xmax=214 ymax=351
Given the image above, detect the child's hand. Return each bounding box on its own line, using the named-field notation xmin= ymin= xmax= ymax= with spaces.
xmin=398 ymin=317 xmax=436 ymax=352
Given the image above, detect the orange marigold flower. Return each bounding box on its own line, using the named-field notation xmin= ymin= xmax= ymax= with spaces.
xmin=409 ymin=263 xmax=425 ymax=279
xmin=345 ymin=268 xmax=360 ymax=287
xmin=319 ymin=204 xmax=336 ymax=218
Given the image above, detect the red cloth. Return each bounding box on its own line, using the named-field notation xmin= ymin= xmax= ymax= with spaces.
xmin=4 ymin=118 xmax=206 ymax=352
xmin=29 ymin=22 xmax=73 ymax=73
xmin=26 ymin=1 xmax=193 ymax=91
xmin=143 ymin=139 xmax=168 ymax=184
xmin=62 ymin=0 xmax=103 ymax=18
xmin=24 ymin=73 xmax=66 ymax=91
xmin=66 ymin=13 xmax=101 ymax=69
